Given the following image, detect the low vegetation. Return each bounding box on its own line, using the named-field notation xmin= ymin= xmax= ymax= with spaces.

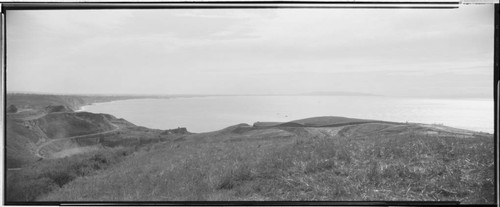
xmin=5 ymin=94 xmax=493 ymax=204
xmin=6 ymin=147 xmax=135 ymax=202
xmin=250 ymin=133 xmax=494 ymax=202
xmin=37 ymin=125 xmax=494 ymax=203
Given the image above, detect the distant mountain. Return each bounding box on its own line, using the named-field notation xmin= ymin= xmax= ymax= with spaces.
xmin=298 ymin=91 xmax=379 ymax=96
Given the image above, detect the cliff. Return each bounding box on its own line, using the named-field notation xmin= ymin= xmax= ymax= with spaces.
xmin=5 ymin=111 xmax=130 ymax=167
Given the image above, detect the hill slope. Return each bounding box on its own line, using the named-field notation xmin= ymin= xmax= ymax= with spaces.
xmin=6 ymin=111 xmax=127 ymax=167
xmin=5 ymin=93 xmax=176 ymax=167
xmin=36 ymin=117 xmax=494 ymax=203
xmin=5 ymin=110 xmax=191 ymax=202
xmin=6 ymin=93 xmax=166 ymax=111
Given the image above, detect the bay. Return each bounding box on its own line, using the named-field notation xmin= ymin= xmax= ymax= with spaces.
xmin=82 ymin=96 xmax=493 ymax=133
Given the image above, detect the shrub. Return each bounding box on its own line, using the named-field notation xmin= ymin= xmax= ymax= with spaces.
xmin=6 ymin=177 xmax=58 ymax=202
xmin=216 ymin=163 xmax=253 ymax=190
xmin=5 ymin=147 xmax=135 ymax=202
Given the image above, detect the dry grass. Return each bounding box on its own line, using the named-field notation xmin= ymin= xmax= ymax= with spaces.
xmin=250 ymin=133 xmax=494 ymax=203
xmin=5 ymin=147 xmax=135 ymax=202
xmin=36 ymin=126 xmax=494 ymax=204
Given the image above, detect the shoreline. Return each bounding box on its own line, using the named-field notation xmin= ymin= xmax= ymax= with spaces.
xmin=79 ymin=96 xmax=494 ymax=134
xmin=74 ymin=97 xmax=173 ymax=113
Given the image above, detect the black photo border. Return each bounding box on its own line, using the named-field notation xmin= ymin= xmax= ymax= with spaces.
xmin=1 ymin=1 xmax=498 ymax=206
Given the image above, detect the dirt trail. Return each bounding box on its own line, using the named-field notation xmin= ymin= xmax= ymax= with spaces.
xmin=35 ymin=123 xmax=120 ymax=159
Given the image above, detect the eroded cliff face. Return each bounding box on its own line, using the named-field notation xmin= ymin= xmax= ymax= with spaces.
xmin=34 ymin=112 xmax=117 ymax=139
xmin=4 ymin=94 xmax=158 ymax=168
xmin=5 ymin=112 xmax=127 ymax=168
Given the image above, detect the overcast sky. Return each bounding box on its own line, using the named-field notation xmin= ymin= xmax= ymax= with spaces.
xmin=6 ymin=6 xmax=494 ymax=98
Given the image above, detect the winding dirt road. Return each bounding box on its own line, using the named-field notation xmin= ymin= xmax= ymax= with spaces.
xmin=35 ymin=123 xmax=120 ymax=159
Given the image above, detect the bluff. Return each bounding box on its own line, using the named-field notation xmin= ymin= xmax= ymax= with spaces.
xmin=6 ymin=93 xmax=150 ymax=111
xmin=6 ymin=111 xmax=130 ymax=167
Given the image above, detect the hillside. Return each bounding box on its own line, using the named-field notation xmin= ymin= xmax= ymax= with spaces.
xmin=252 ymin=116 xmax=374 ymax=127
xmin=6 ymin=93 xmax=166 ymax=111
xmin=4 ymin=94 xmax=493 ymax=203
xmin=5 ymin=93 xmax=180 ymax=168
xmin=26 ymin=116 xmax=493 ymax=204
xmin=5 ymin=111 xmax=192 ymax=203
xmin=6 ymin=111 xmax=120 ymax=167
xmin=5 ymin=93 xmax=171 ymax=166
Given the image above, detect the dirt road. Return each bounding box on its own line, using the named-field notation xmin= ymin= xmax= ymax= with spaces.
xmin=35 ymin=123 xmax=120 ymax=159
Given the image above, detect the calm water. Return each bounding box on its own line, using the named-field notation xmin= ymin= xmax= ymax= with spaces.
xmin=82 ymin=96 xmax=493 ymax=133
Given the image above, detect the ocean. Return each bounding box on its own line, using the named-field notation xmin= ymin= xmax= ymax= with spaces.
xmin=81 ymin=96 xmax=493 ymax=133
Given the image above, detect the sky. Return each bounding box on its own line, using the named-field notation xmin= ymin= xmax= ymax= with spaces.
xmin=6 ymin=6 xmax=495 ymax=98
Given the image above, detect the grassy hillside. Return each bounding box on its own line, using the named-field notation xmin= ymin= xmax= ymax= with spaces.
xmin=288 ymin=116 xmax=375 ymax=126
xmin=6 ymin=147 xmax=136 ymax=201
xmin=5 ymin=93 xmax=181 ymax=167
xmin=5 ymin=111 xmax=184 ymax=166
xmin=35 ymin=112 xmax=117 ymax=139
xmin=5 ymin=118 xmax=42 ymax=167
xmin=6 ymin=119 xmax=189 ymax=202
xmin=6 ymin=93 xmax=193 ymax=202
xmin=34 ymin=119 xmax=494 ymax=203
xmin=6 ymin=111 xmax=119 ymax=167
xmin=5 ymin=94 xmax=493 ymax=203
xmin=254 ymin=116 xmax=393 ymax=128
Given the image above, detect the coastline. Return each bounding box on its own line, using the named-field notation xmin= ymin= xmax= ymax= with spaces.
xmin=74 ymin=97 xmax=173 ymax=113
xmin=80 ymin=95 xmax=494 ymax=134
